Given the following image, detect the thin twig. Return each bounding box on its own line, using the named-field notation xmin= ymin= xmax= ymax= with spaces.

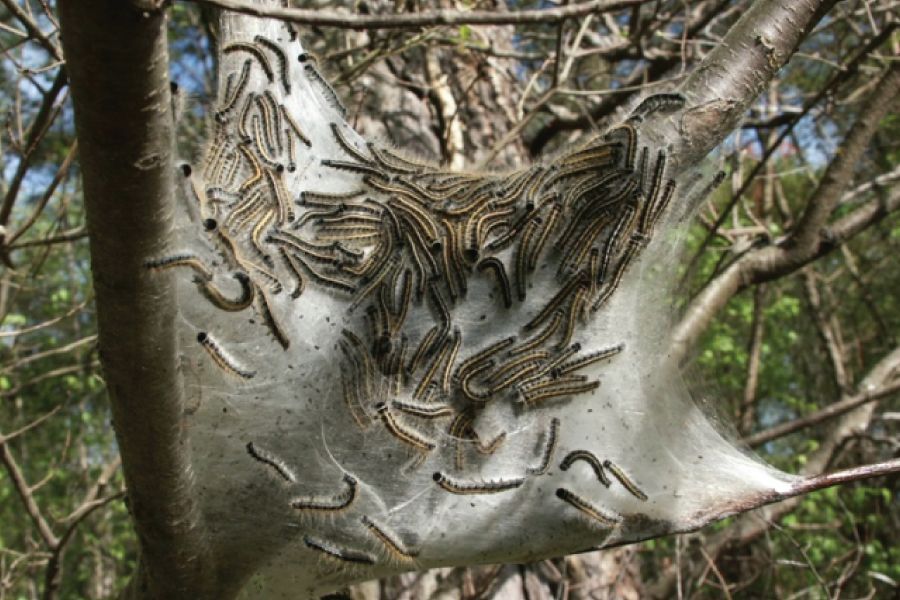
xmin=766 ymin=458 xmax=900 ymax=504
xmin=7 ymin=141 xmax=78 ymax=246
xmin=0 ymin=300 xmax=89 ymax=338
xmin=744 ymin=378 xmax=900 ymax=447
xmin=8 ymin=226 xmax=88 ymax=250
xmin=0 ymin=405 xmax=62 ymax=445
xmin=188 ymin=0 xmax=649 ymax=30
xmin=0 ymin=0 xmax=62 ymax=60
xmin=0 ymin=438 xmax=59 ymax=547
xmin=698 ymin=546 xmax=733 ymax=600
xmin=1 ymin=334 xmax=98 ymax=372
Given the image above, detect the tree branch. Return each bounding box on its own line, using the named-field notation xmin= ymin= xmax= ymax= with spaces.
xmin=43 ymin=490 xmax=126 ymax=600
xmin=666 ymin=0 xmax=833 ymax=170
xmin=58 ymin=1 xmax=216 ymax=598
xmin=780 ymin=457 xmax=900 ymax=497
xmin=647 ymin=345 xmax=900 ymax=598
xmin=526 ymin=0 xmax=732 ymax=156
xmin=0 ymin=70 xmax=67 ymax=226
xmin=738 ymin=284 xmax=766 ymax=435
xmin=0 ymin=0 xmax=63 ymax=60
xmin=187 ymin=0 xmax=649 ymax=30
xmin=6 ymin=141 xmax=78 ymax=247
xmin=0 ymin=434 xmax=59 ymax=548
xmin=745 ymin=378 xmax=900 ymax=448
xmin=802 ymin=268 xmax=850 ymax=392
xmin=675 ymin=22 xmax=896 ymax=289
xmin=670 ymin=66 xmax=900 ymax=362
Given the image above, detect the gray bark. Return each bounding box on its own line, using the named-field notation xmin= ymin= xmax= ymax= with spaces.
xmin=58 ymin=2 xmax=218 ymax=598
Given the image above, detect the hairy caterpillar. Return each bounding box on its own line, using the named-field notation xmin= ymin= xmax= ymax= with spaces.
xmin=432 ymin=472 xmax=524 ymax=495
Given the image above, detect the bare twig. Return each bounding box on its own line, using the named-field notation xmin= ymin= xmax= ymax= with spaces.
xmin=43 ymin=490 xmax=125 ymax=600
xmin=676 ymin=23 xmax=897 ymax=292
xmin=1 ymin=334 xmax=97 ymax=372
xmin=744 ymin=378 xmax=900 ymax=447
xmin=0 ymin=70 xmax=67 ymax=227
xmin=0 ymin=0 xmax=63 ymax=60
xmin=738 ymin=284 xmax=766 ymax=435
xmin=7 ymin=141 xmax=78 ymax=247
xmin=647 ymin=345 xmax=900 ymax=598
xmin=671 ymin=66 xmax=900 ymax=362
xmin=0 ymin=361 xmax=101 ymax=399
xmin=0 ymin=300 xmax=89 ymax=338
xmin=8 ymin=226 xmax=88 ymax=250
xmin=697 ymin=546 xmax=733 ymax=600
xmin=779 ymin=457 xmax=900 ymax=498
xmin=803 ymin=268 xmax=850 ymax=392
xmin=0 ymin=437 xmax=59 ymax=548
xmin=187 ymin=0 xmax=649 ymax=30
xmin=0 ymin=405 xmax=62 ymax=444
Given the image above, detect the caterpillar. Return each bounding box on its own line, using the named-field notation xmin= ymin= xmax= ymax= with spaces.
xmin=303 ymin=535 xmax=375 ymax=565
xmin=246 ymin=441 xmax=296 ymax=483
xmin=432 ymin=472 xmax=524 ymax=495
xmin=555 ymin=487 xmax=621 ymax=527
xmin=526 ymin=417 xmax=560 ymax=476
xmin=603 ymin=459 xmax=648 ymax=501
xmin=197 ymin=331 xmax=256 ymax=379
xmin=291 ymin=473 xmax=358 ymax=512
xmin=559 ymin=450 xmax=611 ymax=486
xmin=360 ymin=515 xmax=419 ymax=562
xmin=253 ymin=35 xmax=290 ymax=94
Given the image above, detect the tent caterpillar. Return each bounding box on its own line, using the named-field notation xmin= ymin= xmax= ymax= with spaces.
xmin=527 ymin=201 xmax=560 ymax=271
xmin=253 ymin=35 xmax=290 ymax=93
xmin=281 ymin=105 xmax=311 ymax=147
xmin=215 ymin=59 xmax=251 ymax=118
xmin=330 ymin=122 xmax=373 ymax=165
xmin=476 ymin=257 xmax=512 ymax=309
xmin=375 ymin=402 xmax=436 ymax=452
xmin=520 ymin=379 xmax=599 ymax=406
xmin=303 ymin=63 xmax=346 ymax=116
xmin=454 ymin=336 xmax=516 ymax=382
xmin=144 ymin=254 xmax=213 ymax=281
xmin=277 ymin=247 xmax=305 ymax=299
xmin=460 ymin=359 xmax=495 ymax=403
xmin=526 ymin=417 xmax=560 ymax=476
xmin=223 ymin=42 xmax=274 ymax=83
xmin=360 ymin=515 xmax=419 ymax=563
xmin=246 ymin=441 xmax=296 ymax=483
xmin=603 ymin=459 xmax=648 ymax=501
xmin=515 ymin=218 xmax=539 ymax=301
xmin=556 ymin=487 xmax=621 ymax=527
xmin=303 ymin=535 xmax=375 ymax=565
xmin=391 ymin=399 xmax=454 ymax=420
xmin=559 ymin=450 xmax=611 ymax=487
xmin=200 ymin=272 xmax=255 ymax=312
xmin=321 ymin=158 xmax=385 ymax=178
xmin=552 ymin=343 xmax=624 ymax=377
xmin=508 ymin=310 xmax=563 ymax=357
xmin=255 ymin=284 xmax=290 ymax=350
xmin=291 ymin=473 xmax=358 ymax=512
xmin=629 ymin=92 xmax=685 ymax=121
xmin=197 ymin=331 xmax=256 ymax=379
xmin=432 ymin=472 xmax=524 ymax=495
xmin=524 ymin=271 xmax=588 ymax=331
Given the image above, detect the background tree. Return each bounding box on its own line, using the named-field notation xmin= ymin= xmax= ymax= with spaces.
xmin=1 ymin=0 xmax=898 ymax=598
